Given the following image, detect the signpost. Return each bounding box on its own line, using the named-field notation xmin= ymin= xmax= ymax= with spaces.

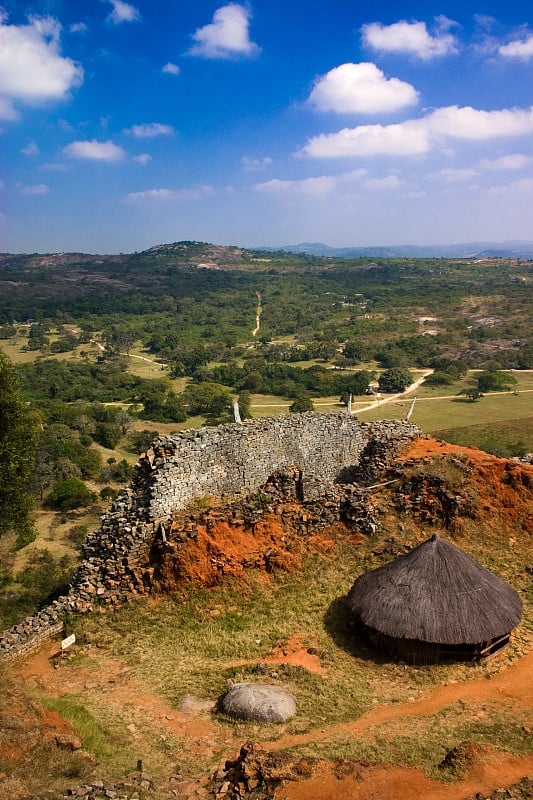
xmin=61 ymin=633 xmax=76 ymax=652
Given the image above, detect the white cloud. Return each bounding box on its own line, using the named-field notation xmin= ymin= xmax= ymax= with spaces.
xmin=487 ymin=177 xmax=533 ymax=195
xmin=21 ymin=141 xmax=39 ymax=156
xmin=300 ymin=105 xmax=533 ymax=158
xmin=63 ymin=139 xmax=125 ymax=161
xmin=0 ymin=14 xmax=83 ymax=114
xmin=255 ymin=176 xmax=337 ymax=196
xmin=499 ymin=34 xmax=533 ymax=60
xmin=364 ymin=175 xmax=404 ymax=190
xmin=105 ymin=0 xmax=141 ymax=25
xmin=0 ymin=96 xmax=18 ymax=119
xmin=428 ymin=105 xmax=533 ymax=140
xmin=125 ymin=185 xmax=215 ymax=201
xmin=301 ymin=120 xmax=431 ymax=158
xmin=429 ymin=167 xmax=478 ymax=182
xmin=189 ymin=4 xmax=260 ymax=59
xmin=254 ymin=169 xmax=368 ymax=196
xmin=21 ymin=183 xmax=49 ymax=195
xmin=70 ymin=22 xmax=88 ymax=34
xmin=133 ymin=153 xmax=151 ymax=164
xmin=125 ymin=122 xmax=174 ymax=138
xmin=361 ymin=19 xmax=459 ymax=60
xmin=162 ymin=62 xmax=180 ymax=75
xmin=480 ymin=153 xmax=533 ymax=170
xmin=242 ymin=155 xmax=273 ymax=171
xmin=307 ymin=63 xmax=419 ymax=114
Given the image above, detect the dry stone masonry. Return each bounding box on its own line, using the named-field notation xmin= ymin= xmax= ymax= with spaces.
xmin=0 ymin=412 xmax=419 ymax=659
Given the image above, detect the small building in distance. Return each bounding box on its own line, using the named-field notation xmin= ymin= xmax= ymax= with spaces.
xmin=347 ymin=534 xmax=522 ymax=664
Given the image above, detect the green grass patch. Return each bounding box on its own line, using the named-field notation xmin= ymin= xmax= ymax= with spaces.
xmin=38 ymin=694 xmax=129 ymax=771
xmin=358 ymin=386 xmax=533 ymax=433
xmin=434 ymin=417 xmax=533 ymax=457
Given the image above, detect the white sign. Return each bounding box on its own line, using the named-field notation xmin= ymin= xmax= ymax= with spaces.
xmin=61 ymin=633 xmax=76 ymax=651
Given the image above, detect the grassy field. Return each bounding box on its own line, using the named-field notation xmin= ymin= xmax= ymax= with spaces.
xmin=355 ymin=371 xmax=533 ymax=447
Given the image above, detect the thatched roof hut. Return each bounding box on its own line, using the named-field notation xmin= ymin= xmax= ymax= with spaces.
xmin=347 ymin=534 xmax=522 ymax=663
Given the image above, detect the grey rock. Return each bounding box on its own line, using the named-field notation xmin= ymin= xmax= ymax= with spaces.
xmin=220 ymin=682 xmax=297 ymax=723
xmin=179 ymin=694 xmax=216 ymax=713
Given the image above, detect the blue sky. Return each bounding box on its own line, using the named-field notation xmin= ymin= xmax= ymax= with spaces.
xmin=1 ymin=0 xmax=533 ymax=253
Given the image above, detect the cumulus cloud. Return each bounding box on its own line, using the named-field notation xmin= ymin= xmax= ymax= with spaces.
xmin=0 ymin=14 xmax=83 ymax=116
xmin=133 ymin=153 xmax=151 ymax=164
xmin=70 ymin=22 xmax=88 ymax=34
xmin=364 ymin=175 xmax=405 ymax=190
xmin=125 ymin=122 xmax=174 ymax=138
xmin=301 ymin=120 xmax=431 ymax=158
xmin=0 ymin=96 xmax=18 ymax=119
xmin=307 ymin=62 xmax=419 ymax=114
xmin=63 ymin=139 xmax=125 ymax=161
xmin=21 ymin=141 xmax=39 ymax=156
xmin=242 ymin=155 xmax=273 ymax=171
xmin=125 ymin=185 xmax=215 ymax=201
xmin=428 ymin=105 xmax=533 ymax=140
xmin=361 ymin=19 xmax=459 ymax=60
xmin=21 ymin=183 xmax=49 ymax=195
xmin=162 ymin=62 xmax=180 ymax=75
xmin=105 ymin=0 xmax=141 ymax=25
xmin=189 ymin=4 xmax=260 ymax=59
xmin=254 ymin=169 xmax=368 ymax=196
xmin=480 ymin=153 xmax=533 ymax=170
xmin=429 ymin=167 xmax=478 ymax=182
xmin=300 ymin=105 xmax=533 ymax=158
xmin=487 ymin=177 xmax=533 ymax=195
xmin=254 ymin=176 xmax=337 ymax=196
xmin=499 ymin=34 xmax=533 ymax=60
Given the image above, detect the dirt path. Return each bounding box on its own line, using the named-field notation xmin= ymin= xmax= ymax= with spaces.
xmin=252 ymin=291 xmax=262 ymax=337
xmin=267 ymin=649 xmax=533 ymax=752
xmin=353 ymin=370 xmax=434 ymax=414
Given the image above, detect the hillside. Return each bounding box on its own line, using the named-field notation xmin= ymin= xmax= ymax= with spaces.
xmin=1 ymin=436 xmax=531 ymax=800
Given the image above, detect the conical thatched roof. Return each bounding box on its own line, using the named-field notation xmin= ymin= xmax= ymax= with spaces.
xmin=347 ymin=535 xmax=522 ymax=645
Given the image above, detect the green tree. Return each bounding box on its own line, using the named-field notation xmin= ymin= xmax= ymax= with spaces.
xmin=45 ymin=478 xmax=97 ymax=511
xmin=0 ymin=350 xmax=40 ymax=543
xmin=238 ymin=390 xmax=253 ymax=420
xmin=26 ymin=323 xmax=49 ymax=351
xmin=289 ymin=395 xmax=314 ymax=412
xmin=128 ymin=429 xmax=160 ymax=453
xmin=378 ymin=368 xmax=413 ymax=393
xmin=477 ymin=371 xmax=517 ymax=393
xmin=184 ymin=382 xmax=233 ymax=422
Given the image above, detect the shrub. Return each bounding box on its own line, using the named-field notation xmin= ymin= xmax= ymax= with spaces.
xmin=289 ymin=395 xmax=314 ymax=412
xmin=45 ymin=478 xmax=97 ymax=511
xmin=378 ymin=368 xmax=413 ymax=393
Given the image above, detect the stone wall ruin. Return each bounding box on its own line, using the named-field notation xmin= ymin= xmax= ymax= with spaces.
xmin=0 ymin=412 xmax=419 ymax=659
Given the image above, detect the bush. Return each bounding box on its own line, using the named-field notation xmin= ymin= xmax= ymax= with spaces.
xmin=424 ymin=371 xmax=456 ymax=386
xmin=378 ymin=368 xmax=413 ymax=393
xmin=289 ymin=395 xmax=314 ymax=412
xmin=45 ymin=478 xmax=97 ymax=511
xmin=128 ymin=429 xmax=159 ymax=453
xmin=477 ymin=371 xmax=517 ymax=393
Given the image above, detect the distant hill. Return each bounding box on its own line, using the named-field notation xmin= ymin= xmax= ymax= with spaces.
xmin=3 ymin=239 xmax=533 ymax=268
xmin=268 ymin=241 xmax=533 ymax=259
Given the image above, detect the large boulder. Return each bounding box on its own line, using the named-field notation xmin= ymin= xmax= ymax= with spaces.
xmin=220 ymin=683 xmax=296 ymax=723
